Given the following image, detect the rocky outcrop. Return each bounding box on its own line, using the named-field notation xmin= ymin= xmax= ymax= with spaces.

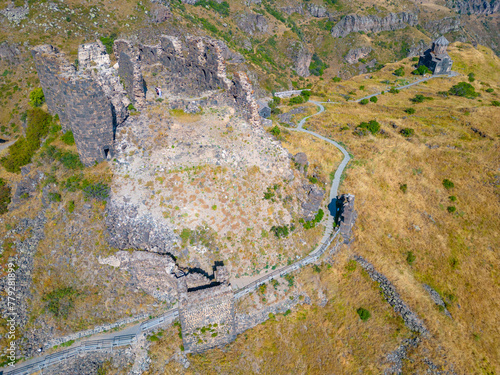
xmin=344 ymin=46 xmax=372 ymax=64
xmin=331 ymin=12 xmax=418 ymax=38
xmin=280 ymin=5 xmax=305 ymax=15
xmin=424 ymin=17 xmax=460 ymax=36
xmin=406 ymin=40 xmax=428 ymax=57
xmin=289 ymin=41 xmax=312 ymax=77
xmin=236 ymin=12 xmax=268 ymax=35
xmin=0 ymin=41 xmax=20 ymax=62
xmin=447 ymin=0 xmax=499 ymax=14
xmin=218 ymin=41 xmax=245 ymax=64
xmin=307 ymin=4 xmax=328 ymax=18
xmin=0 ymin=3 xmax=29 ymax=25
xmin=423 ymin=284 xmax=452 ymax=318
xmin=300 ymin=183 xmax=325 ymax=221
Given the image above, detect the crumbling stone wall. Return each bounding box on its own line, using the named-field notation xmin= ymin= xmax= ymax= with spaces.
xmin=177 ymin=266 xmax=236 ymax=353
xmin=32 ymin=42 xmax=130 ymax=165
xmin=114 ymin=35 xmax=260 ymax=125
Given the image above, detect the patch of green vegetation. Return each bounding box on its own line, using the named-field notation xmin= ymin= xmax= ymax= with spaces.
xmin=195 ymin=0 xmax=229 ymax=16
xmin=0 ymin=178 xmax=12 ymax=215
xmin=468 ymin=72 xmax=475 ymax=82
xmin=61 ymin=130 xmax=75 ymax=145
xmin=1 ymin=108 xmax=53 ymax=173
xmin=271 ymin=224 xmax=293 ymax=238
xmin=410 ymin=94 xmax=432 ymax=103
xmin=360 ymin=98 xmax=369 ymax=105
xmin=491 ymin=100 xmax=500 ymax=107
xmin=404 ymin=108 xmax=415 ymax=114
xmin=42 ymin=287 xmax=78 ymax=319
xmin=399 ymin=183 xmax=407 ymax=193
xmin=332 ymin=76 xmax=341 ymax=82
xmin=400 ymin=128 xmax=414 ymax=137
xmin=388 ymin=87 xmax=399 ymax=94
xmin=67 ymin=200 xmax=75 ymax=213
xmin=357 ymin=120 xmax=380 ymax=135
xmin=447 ymin=206 xmax=456 ymax=213
xmin=100 ymin=33 xmax=118 ymax=55
xmin=29 ymin=88 xmax=45 ymax=107
xmin=369 ymin=96 xmax=378 ymax=103
xmin=448 ymin=82 xmax=478 ymax=99
xmin=394 ymin=67 xmax=405 ymax=77
xmin=40 ymin=145 xmax=84 ymax=170
xmin=442 ymin=179 xmax=455 ymax=190
xmin=284 ymin=274 xmax=294 ymax=287
xmin=309 ymin=53 xmax=328 ymax=76
xmin=356 ymin=307 xmax=371 ymax=321
xmin=406 ymin=251 xmax=416 ymax=265
xmin=48 ymin=192 xmax=62 ymax=202
xmin=269 ymin=126 xmax=280 ymax=136
xmin=83 ymin=182 xmax=110 ymax=200
xmin=412 ymin=65 xmax=430 ymax=75
xmin=60 ymin=340 xmax=75 ymax=347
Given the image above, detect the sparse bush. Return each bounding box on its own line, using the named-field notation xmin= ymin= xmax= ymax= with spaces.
xmin=271 ymin=225 xmax=290 ymax=238
xmin=48 ymin=192 xmax=62 ymax=202
xmin=412 ymin=65 xmax=430 ymax=75
xmin=29 ymin=88 xmax=45 ymax=107
xmin=313 ymin=265 xmax=321 ymax=273
xmin=400 ymin=128 xmax=414 ymax=137
xmin=449 ymin=195 xmax=457 ymax=202
xmin=0 ymin=178 xmax=12 ymax=215
xmin=370 ymin=96 xmax=378 ymax=103
xmin=309 ymin=53 xmax=328 ymax=76
xmin=405 ymin=108 xmax=416 ymax=114
xmin=270 ymin=126 xmax=280 ymax=136
xmin=100 ymin=33 xmax=118 ymax=55
xmin=43 ymin=287 xmax=78 ymax=319
xmin=394 ymin=67 xmax=405 ymax=76
xmin=61 ymin=131 xmax=75 ymax=145
xmin=332 ymin=76 xmax=341 ymax=82
xmin=485 ymin=88 xmax=494 ymax=93
xmin=491 ymin=100 xmax=500 ymax=107
xmin=447 ymin=206 xmax=456 ymax=213
xmin=448 ymin=82 xmax=478 ymax=99
xmin=388 ymin=87 xmax=399 ymax=94
xmin=410 ymin=94 xmax=432 ymax=103
xmin=83 ymin=182 xmax=110 ymax=200
xmin=1 ymin=108 xmax=53 ymax=173
xmin=360 ymin=98 xmax=369 ymax=105
xmin=411 ymin=57 xmax=419 ymax=62
xmin=399 ymin=183 xmax=407 ymax=193
xmin=356 ymin=307 xmax=371 ymax=321
xmin=195 ymin=0 xmax=230 ymax=16
xmin=468 ymin=72 xmax=475 ymax=82
xmin=289 ymin=95 xmax=305 ymax=105
xmin=357 ymin=120 xmax=380 ymax=135
xmin=442 ymin=179 xmax=455 ymax=190
xmin=58 ymin=151 xmax=84 ymax=170
xmin=67 ymin=200 xmax=75 ymax=213
xmin=406 ymin=251 xmax=416 ymax=265
xmin=284 ymin=274 xmax=294 ymax=287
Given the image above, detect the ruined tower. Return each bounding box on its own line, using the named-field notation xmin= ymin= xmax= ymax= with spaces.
xmin=32 ymin=42 xmax=130 ymax=166
xmin=417 ymin=36 xmax=453 ymax=75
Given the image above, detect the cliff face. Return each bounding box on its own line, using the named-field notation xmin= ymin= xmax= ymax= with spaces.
xmin=331 ymin=12 xmax=418 ymax=38
xmin=288 ymin=41 xmax=312 ymax=77
xmin=424 ymin=17 xmax=460 ymax=36
xmin=344 ymin=47 xmax=372 ymax=64
xmin=236 ymin=12 xmax=268 ymax=35
xmin=447 ymin=0 xmax=499 ymax=14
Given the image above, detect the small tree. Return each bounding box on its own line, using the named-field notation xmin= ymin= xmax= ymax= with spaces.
xmin=29 ymin=88 xmax=45 ymax=107
xmin=356 ymin=307 xmax=371 ymax=321
xmin=360 ymin=98 xmax=369 ymax=105
xmin=394 ymin=67 xmax=405 ymax=77
xmin=468 ymin=72 xmax=475 ymax=82
xmin=412 ymin=65 xmax=431 ymax=75
xmin=369 ymin=96 xmax=378 ymax=103
xmin=442 ymin=179 xmax=455 ymax=189
xmin=270 ymin=126 xmax=280 ymax=136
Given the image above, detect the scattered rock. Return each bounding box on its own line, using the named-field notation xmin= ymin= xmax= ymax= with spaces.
xmin=423 ymin=284 xmax=452 ymax=318
xmin=236 ymin=12 xmax=268 ymax=35
xmin=344 ymin=47 xmax=372 ymax=64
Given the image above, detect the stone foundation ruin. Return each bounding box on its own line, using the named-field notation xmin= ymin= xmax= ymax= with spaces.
xmin=32 ymin=36 xmax=260 ymax=166
xmin=176 ymin=266 xmax=236 ymax=353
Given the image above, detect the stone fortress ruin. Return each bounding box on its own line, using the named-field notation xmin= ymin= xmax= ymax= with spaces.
xmin=418 ymin=36 xmax=453 ymax=75
xmin=32 ymin=36 xmax=260 ymax=166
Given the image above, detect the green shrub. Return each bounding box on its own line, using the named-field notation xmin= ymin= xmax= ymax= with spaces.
xmin=271 ymin=225 xmax=290 ymax=238
xmin=411 ymin=57 xmax=419 ymax=62
xmin=67 ymin=200 xmax=75 ymax=213
xmin=356 ymin=307 xmax=371 ymax=321
xmin=42 ymin=287 xmax=78 ymax=319
xmin=308 ymin=176 xmax=318 ymax=184
xmin=58 ymin=151 xmax=84 ymax=170
xmin=300 ymin=90 xmax=311 ymax=99
xmin=289 ymin=95 xmax=305 ymax=105
xmin=1 ymin=108 xmax=53 ymax=173
xmin=332 ymin=76 xmax=341 ymax=82
xmin=468 ymin=72 xmax=475 ymax=82
xmin=442 ymin=179 xmax=454 ymax=190
xmin=357 ymin=120 xmax=380 ymax=135
xmin=404 ymin=108 xmax=416 ymax=114
xmin=83 ymin=182 xmax=110 ymax=200
xmin=406 ymin=251 xmax=416 ymax=265
xmin=412 ymin=65 xmax=430 ymax=75
xmin=448 ymin=82 xmax=478 ymax=98
xmin=360 ymin=98 xmax=369 ymax=105
xmin=410 ymin=94 xmax=432 ymax=103
xmin=100 ymin=33 xmax=118 ymax=55
xmin=48 ymin=192 xmax=62 ymax=202
xmin=447 ymin=206 xmax=456 ymax=213
xmin=61 ymin=131 xmax=75 ymax=145
xmin=394 ymin=67 xmax=405 ymax=77
xmin=309 ymin=53 xmax=328 ymax=76
xmin=0 ymin=178 xmax=12 ymax=215
xmin=400 ymin=128 xmax=414 ymax=137
xmin=29 ymin=88 xmax=45 ymax=107
xmin=388 ymin=87 xmax=400 ymax=94
xmin=369 ymin=96 xmax=378 ymax=103
xmin=449 ymin=195 xmax=457 ymax=202
xmin=399 ymin=183 xmax=407 ymax=193
xmin=492 ymin=100 xmax=500 ymax=107
xmin=195 ymin=0 xmax=230 ymax=16
xmin=270 ymin=126 xmax=280 ymax=136
xmin=284 ymin=274 xmax=294 ymax=287
xmin=485 ymin=88 xmax=494 ymax=93
xmin=313 ymin=265 xmax=321 ymax=273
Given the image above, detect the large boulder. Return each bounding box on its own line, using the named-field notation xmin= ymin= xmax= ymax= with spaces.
xmin=236 ymin=12 xmax=269 ymax=35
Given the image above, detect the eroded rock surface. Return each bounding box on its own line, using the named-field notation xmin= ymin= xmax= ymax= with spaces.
xmin=331 ymin=12 xmax=418 ymax=38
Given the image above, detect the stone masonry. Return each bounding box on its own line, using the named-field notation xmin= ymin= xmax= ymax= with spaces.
xmin=177 ymin=266 xmax=236 ymax=353
xmin=32 ymin=42 xmax=130 ymax=165
xmin=338 ymin=194 xmax=357 ymax=244
xmin=32 ymin=35 xmax=263 ymax=165
xmin=418 ymin=36 xmax=453 ymax=75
